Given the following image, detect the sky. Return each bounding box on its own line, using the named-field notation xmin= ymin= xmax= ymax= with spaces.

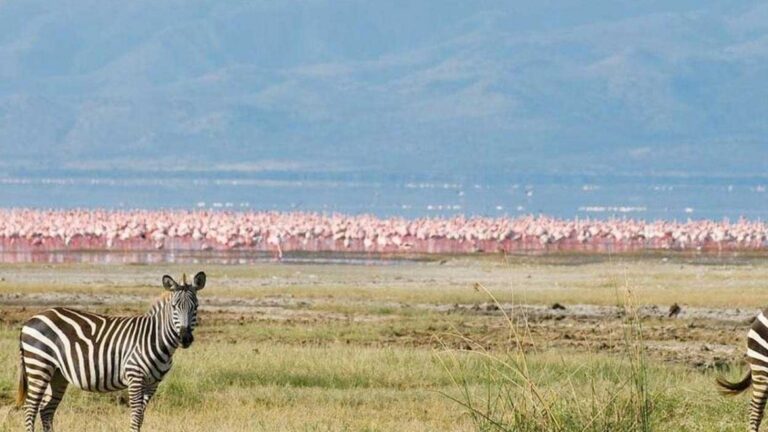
xmin=1 ymin=0 xmax=768 ymax=182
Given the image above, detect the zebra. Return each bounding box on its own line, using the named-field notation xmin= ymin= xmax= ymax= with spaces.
xmin=717 ymin=309 xmax=768 ymax=431
xmin=16 ymin=271 xmax=206 ymax=432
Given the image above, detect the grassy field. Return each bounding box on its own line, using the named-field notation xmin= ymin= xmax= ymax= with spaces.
xmin=0 ymin=254 xmax=763 ymax=431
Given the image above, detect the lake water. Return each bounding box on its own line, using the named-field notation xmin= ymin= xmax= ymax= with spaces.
xmin=2 ymin=171 xmax=768 ymax=220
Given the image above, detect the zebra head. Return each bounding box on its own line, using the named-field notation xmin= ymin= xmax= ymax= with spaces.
xmin=161 ymin=271 xmax=206 ymax=348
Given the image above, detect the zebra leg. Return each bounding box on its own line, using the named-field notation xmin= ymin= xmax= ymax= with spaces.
xmin=128 ymin=378 xmax=147 ymax=432
xmin=39 ymin=370 xmax=68 ymax=432
xmin=23 ymin=367 xmax=54 ymax=432
xmin=750 ymin=376 xmax=768 ymax=432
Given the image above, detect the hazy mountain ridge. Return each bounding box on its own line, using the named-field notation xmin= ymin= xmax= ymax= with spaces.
xmin=1 ymin=0 xmax=767 ymax=178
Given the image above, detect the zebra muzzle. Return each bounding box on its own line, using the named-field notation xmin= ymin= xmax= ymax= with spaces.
xmin=180 ymin=327 xmax=194 ymax=348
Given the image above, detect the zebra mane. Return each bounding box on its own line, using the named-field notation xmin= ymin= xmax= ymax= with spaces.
xmin=155 ymin=291 xmax=173 ymax=302
xmin=146 ymin=292 xmax=173 ymax=315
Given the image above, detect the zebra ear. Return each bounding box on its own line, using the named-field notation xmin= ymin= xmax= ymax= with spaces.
xmin=162 ymin=275 xmax=179 ymax=291
xmin=192 ymin=272 xmax=206 ymax=291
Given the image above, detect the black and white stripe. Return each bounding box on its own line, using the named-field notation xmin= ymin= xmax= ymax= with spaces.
xmin=16 ymin=272 xmax=206 ymax=432
xmin=718 ymin=309 xmax=768 ymax=431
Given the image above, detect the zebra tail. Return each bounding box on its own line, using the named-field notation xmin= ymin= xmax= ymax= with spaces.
xmin=716 ymin=371 xmax=752 ymax=396
xmin=16 ymin=333 xmax=27 ymax=408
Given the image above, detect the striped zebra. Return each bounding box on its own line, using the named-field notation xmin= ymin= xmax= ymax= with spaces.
xmin=717 ymin=309 xmax=768 ymax=431
xmin=16 ymin=272 xmax=206 ymax=432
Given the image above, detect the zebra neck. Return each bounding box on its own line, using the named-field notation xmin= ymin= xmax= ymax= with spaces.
xmin=146 ymin=297 xmax=181 ymax=357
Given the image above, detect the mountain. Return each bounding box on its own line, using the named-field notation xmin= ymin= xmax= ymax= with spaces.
xmin=1 ymin=0 xmax=768 ymax=180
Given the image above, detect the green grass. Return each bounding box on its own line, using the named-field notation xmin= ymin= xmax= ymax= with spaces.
xmin=0 ymin=325 xmax=751 ymax=431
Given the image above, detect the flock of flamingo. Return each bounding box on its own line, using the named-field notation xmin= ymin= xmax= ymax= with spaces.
xmin=1 ymin=209 xmax=767 ymax=257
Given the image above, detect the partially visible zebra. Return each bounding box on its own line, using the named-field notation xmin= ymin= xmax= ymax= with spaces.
xmin=16 ymin=271 xmax=206 ymax=432
xmin=718 ymin=309 xmax=768 ymax=431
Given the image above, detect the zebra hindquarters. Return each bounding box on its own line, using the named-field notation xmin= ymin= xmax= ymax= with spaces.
xmin=747 ymin=314 xmax=768 ymax=431
xmin=19 ymin=320 xmax=63 ymax=432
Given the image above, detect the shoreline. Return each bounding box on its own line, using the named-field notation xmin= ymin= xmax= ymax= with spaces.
xmin=4 ymin=247 xmax=768 ymax=265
